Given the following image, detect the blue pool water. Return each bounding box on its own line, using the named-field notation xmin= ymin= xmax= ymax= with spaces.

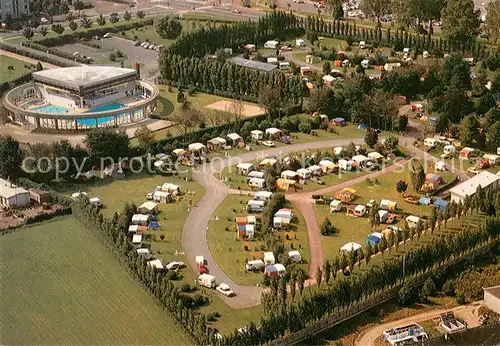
xmin=33 ymin=104 xmax=69 ymax=113
xmin=78 ymin=103 xmax=126 ymax=126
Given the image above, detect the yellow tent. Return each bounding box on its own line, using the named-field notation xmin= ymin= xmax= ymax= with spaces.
xmin=276 ymin=178 xmax=296 ymax=191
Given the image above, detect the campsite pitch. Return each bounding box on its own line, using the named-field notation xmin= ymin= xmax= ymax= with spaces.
xmin=203 ymin=100 xmax=265 ymax=117
xmin=0 ymin=218 xmax=189 ymax=345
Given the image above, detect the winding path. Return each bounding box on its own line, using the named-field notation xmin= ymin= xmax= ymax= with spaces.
xmin=182 ymin=124 xmax=468 ymax=309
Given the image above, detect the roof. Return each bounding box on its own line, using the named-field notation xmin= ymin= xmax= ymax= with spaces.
xmin=139 ymin=201 xmax=158 ymax=210
xmin=265 ymin=127 xmax=281 ymax=134
xmin=288 ymin=250 xmax=301 ymax=257
xmin=237 ymin=162 xmax=254 ymax=169
xmin=483 ymin=285 xmax=500 ymax=299
xmin=147 ymin=259 xmax=164 ymax=269
xmin=33 ymin=66 xmax=136 ymax=91
xmin=227 ymin=133 xmax=242 ymax=140
xmin=0 ymin=178 xmax=28 ymax=199
xmin=132 ymin=234 xmax=142 ymax=243
xmin=251 ymin=129 xmax=263 ymax=134
xmin=307 ymin=165 xmax=322 ymax=171
xmin=255 ymin=191 xmax=273 ymax=197
xmin=208 ymin=137 xmax=226 ymax=145
xmin=352 ymin=155 xmax=369 ymax=162
xmin=449 ymin=171 xmax=500 ymax=198
xmin=230 ymin=57 xmax=277 ymax=72
xmin=406 ymin=215 xmax=421 ymax=223
xmin=265 ymin=40 xmax=279 ymax=45
xmin=188 ymin=142 xmax=206 ymax=151
xmin=274 ymin=263 xmax=286 ymax=272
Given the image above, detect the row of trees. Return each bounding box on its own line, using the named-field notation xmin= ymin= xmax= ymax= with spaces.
xmin=71 ymin=198 xmax=218 ymax=345
xmin=226 ymin=213 xmax=500 ymax=345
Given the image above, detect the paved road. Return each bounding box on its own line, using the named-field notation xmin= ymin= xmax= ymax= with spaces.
xmin=355 ymin=301 xmax=482 ymax=346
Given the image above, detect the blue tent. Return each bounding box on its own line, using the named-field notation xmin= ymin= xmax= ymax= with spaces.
xmin=434 ymin=199 xmax=448 ymax=212
xmin=419 ymin=197 xmax=432 ymax=205
xmin=357 ymin=123 xmax=368 ymax=130
xmin=332 ymin=117 xmax=345 ymax=126
xmin=148 ymin=221 xmax=160 ymax=230
xmin=365 ymin=234 xmax=381 ymax=246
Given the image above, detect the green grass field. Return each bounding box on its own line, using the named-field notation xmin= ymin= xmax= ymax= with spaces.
xmin=0 ymin=217 xmax=189 ymax=345
xmin=208 ymin=194 xmax=310 ymax=285
xmin=0 ymin=55 xmax=34 ymax=84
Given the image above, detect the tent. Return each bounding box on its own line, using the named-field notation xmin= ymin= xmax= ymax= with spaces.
xmin=148 ymin=220 xmax=160 ymax=230
xmin=357 ymin=124 xmax=368 ymax=130
xmin=419 ymin=197 xmax=432 ymax=205
xmin=307 ymin=165 xmax=323 ymax=176
xmin=332 ymin=117 xmax=345 ymax=126
xmin=276 ymin=178 xmax=296 ymax=191
xmin=434 ymin=199 xmax=448 ymax=212
xmin=340 ymin=242 xmax=362 ymax=253
xmin=319 ymin=160 xmax=338 ymax=173
xmin=380 ymin=199 xmax=397 ymax=211
xmin=365 ymin=233 xmax=382 ymax=246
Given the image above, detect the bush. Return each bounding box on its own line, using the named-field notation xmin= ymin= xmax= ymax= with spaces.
xmin=442 ymin=279 xmax=455 ymax=296
xmin=398 ymin=281 xmax=419 ymax=306
xmin=166 ymin=270 xmax=180 ymax=280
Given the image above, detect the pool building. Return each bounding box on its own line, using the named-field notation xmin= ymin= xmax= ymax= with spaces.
xmin=3 ymin=66 xmax=158 ymax=130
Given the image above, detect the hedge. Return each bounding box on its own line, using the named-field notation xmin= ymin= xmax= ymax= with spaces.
xmin=17 ymin=178 xmax=72 ymax=206
xmin=0 ymin=42 xmax=78 ymax=67
xmin=22 ymin=41 xmax=92 ymax=64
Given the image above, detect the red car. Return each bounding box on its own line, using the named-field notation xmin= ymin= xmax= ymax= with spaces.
xmin=199 ymin=264 xmax=208 ymax=274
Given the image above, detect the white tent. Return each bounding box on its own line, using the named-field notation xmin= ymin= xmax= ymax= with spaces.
xmin=297 ymin=168 xmax=311 ymax=179
xmin=334 ymin=146 xmax=344 ymax=155
xmin=340 ymin=242 xmax=362 ymax=252
xmin=307 ymin=165 xmax=323 ymax=176
xmin=265 ymin=127 xmax=282 ymax=137
xmin=188 ymin=142 xmax=206 ymax=152
xmin=251 ymin=130 xmax=263 ymax=140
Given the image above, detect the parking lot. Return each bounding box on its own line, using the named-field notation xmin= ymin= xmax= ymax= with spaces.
xmin=57 ymin=43 xmax=109 ymax=63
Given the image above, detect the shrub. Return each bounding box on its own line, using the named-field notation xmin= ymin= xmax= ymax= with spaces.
xmin=442 ymin=279 xmax=455 ymax=296
xmin=166 ymin=270 xmax=180 ymax=280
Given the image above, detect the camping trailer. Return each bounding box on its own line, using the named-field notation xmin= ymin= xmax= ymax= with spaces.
xmin=330 ymin=199 xmax=343 ymax=212
xmin=380 ymin=199 xmax=398 ymax=211
xmin=237 ymin=162 xmax=254 ymax=175
xmin=264 ymin=40 xmax=279 ymax=49
xmin=247 ymin=171 xmax=265 ymax=179
xmin=297 ymin=168 xmax=311 ymax=180
xmin=248 ymin=178 xmax=266 ymax=189
xmin=405 ymin=215 xmax=421 ymax=228
xmin=288 ymin=250 xmax=302 ymax=263
xmin=197 ymin=274 xmax=216 ymax=288
xmin=263 ymin=252 xmax=276 ymax=265
xmin=246 ymin=259 xmax=265 ymax=271
xmin=254 ymin=191 xmax=273 ymax=201
xmin=424 ymin=138 xmax=438 ymax=148
xmin=251 ymin=130 xmax=264 ymax=140
xmin=247 ymin=199 xmax=266 ymax=212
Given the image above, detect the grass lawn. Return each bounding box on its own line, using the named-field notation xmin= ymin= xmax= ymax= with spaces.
xmin=313 ymin=163 xmax=457 ymax=261
xmin=208 ymin=194 xmax=310 ymax=285
xmin=0 ymin=217 xmax=189 ymax=345
xmin=0 ymin=55 xmax=34 ymax=84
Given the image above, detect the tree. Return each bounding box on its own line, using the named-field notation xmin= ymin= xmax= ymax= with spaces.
xmin=73 ymin=0 xmax=85 ymax=14
xmin=68 ymin=20 xmax=78 ymax=31
xmin=410 ymin=162 xmax=425 ymax=192
xmin=51 ymin=23 xmax=64 ymax=34
xmin=323 ymin=260 xmax=332 ymax=284
xmin=7 ymin=65 xmax=15 ymax=74
xmin=171 ymin=108 xmax=202 ymax=135
xmin=486 ymin=122 xmax=500 ymax=151
xmin=485 ymin=0 xmax=500 ymax=44
xmin=264 ymin=166 xmax=277 ymax=192
xmin=458 ymin=114 xmax=480 ymax=146
xmin=80 ymin=15 xmax=92 ymax=28
xmin=365 ymin=244 xmax=372 ymax=265
xmin=39 ymin=26 xmax=48 ymax=37
xmin=393 ymin=0 xmax=444 ymax=33
xmin=396 ymin=180 xmax=408 ymax=194
xmin=322 ymin=61 xmax=331 ymax=75
xmin=297 ymin=270 xmax=305 ymax=294
xmin=441 ymin=0 xmax=480 ymax=42
xmin=83 ymin=128 xmax=129 ymax=163
xmin=123 ymin=10 xmax=132 ymax=21
xmin=259 ymin=85 xmax=283 ymax=115
xmin=364 ymin=128 xmax=379 ymax=147
xmin=320 ymin=217 xmax=335 ymax=235
xmin=316 ymin=268 xmax=323 ymax=286
xmin=23 ymin=26 xmax=34 ymax=40
xmin=420 ymin=277 xmax=436 ymax=300
xmin=96 ymin=14 xmax=106 ymax=26
xmin=385 ymin=135 xmax=399 ymax=151
xmin=134 ymin=126 xmax=154 ymax=152
xmin=155 ymin=16 xmax=182 ymax=39
xmin=398 ymin=282 xmax=419 ymax=306
xmin=361 ymin=0 xmax=391 ymax=25
xmin=327 ymin=0 xmax=343 ymax=19
xmin=0 ymin=136 xmax=23 ymax=180
xmin=298 ymin=121 xmax=312 ymax=134
xmin=109 ymin=12 xmax=119 ymax=24
xmin=136 ymin=10 xmax=145 ymax=19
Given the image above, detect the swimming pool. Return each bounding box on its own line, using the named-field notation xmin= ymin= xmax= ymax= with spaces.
xmin=77 ymin=103 xmax=126 ymax=127
xmin=33 ymin=104 xmax=69 ymax=114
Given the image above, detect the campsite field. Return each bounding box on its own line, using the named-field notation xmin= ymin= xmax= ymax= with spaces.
xmin=0 ymin=218 xmax=189 ymax=345
xmin=208 ymin=194 xmax=311 ymax=285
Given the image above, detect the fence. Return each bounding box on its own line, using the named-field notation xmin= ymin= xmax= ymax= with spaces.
xmin=271 ymin=240 xmax=495 ymax=345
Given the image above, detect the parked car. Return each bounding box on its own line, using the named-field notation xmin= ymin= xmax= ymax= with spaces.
xmin=366 ymin=199 xmax=376 ymax=208
xmin=165 ymin=261 xmax=185 ymax=270
xmin=467 ymin=167 xmax=480 ymax=175
xmin=216 ymin=283 xmax=234 ymax=297
xmin=134 ymin=41 xmax=141 ymax=46
xmin=263 ymin=140 xmax=275 ymax=147
xmin=293 ymin=0 xmax=304 ymax=3
xmin=231 ymin=8 xmax=241 ymax=13
xmin=40 ymin=17 xmax=49 ymax=23
xmin=103 ymin=33 xmax=112 ymax=38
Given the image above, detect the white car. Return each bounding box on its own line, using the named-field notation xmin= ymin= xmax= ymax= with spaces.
xmin=103 ymin=33 xmax=112 ymax=38
xmin=293 ymin=0 xmax=304 ymax=3
xmin=165 ymin=261 xmax=185 ymax=270
xmin=216 ymin=283 xmax=234 ymax=297
xmin=262 ymin=140 xmax=275 ymax=147
xmin=40 ymin=17 xmax=48 ymax=23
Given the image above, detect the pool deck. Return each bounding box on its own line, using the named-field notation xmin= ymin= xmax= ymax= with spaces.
xmin=26 ymin=96 xmax=141 ymax=115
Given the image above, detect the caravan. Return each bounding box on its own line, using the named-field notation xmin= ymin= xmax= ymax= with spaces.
xmin=247 ymin=199 xmax=266 ymax=212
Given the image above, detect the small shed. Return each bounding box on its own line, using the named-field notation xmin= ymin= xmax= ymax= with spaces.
xmin=331 ymin=117 xmax=345 ymax=126
xmin=307 ymin=165 xmax=323 ymax=176
xmin=459 ymin=147 xmax=475 ymax=159
xmin=330 ymin=199 xmax=342 ymax=212
xmin=237 ymin=162 xmax=254 ymax=175
xmin=288 ymin=250 xmax=302 ymax=263
xmin=263 ymin=252 xmax=276 ymax=265
xmin=251 ymin=129 xmax=264 ymax=140
xmin=265 ymin=127 xmax=282 ymax=139
xmin=281 ymin=170 xmax=299 ymax=180
xmin=340 ymin=242 xmax=362 ymax=253
xmin=28 ymin=188 xmax=50 ymax=204
xmin=319 ymin=159 xmax=338 ymax=173
xmin=380 ymin=199 xmax=397 ymax=211
xmin=138 ymin=201 xmax=158 ymax=214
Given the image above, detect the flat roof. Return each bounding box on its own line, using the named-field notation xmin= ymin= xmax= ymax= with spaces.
xmin=230 ymin=57 xmax=277 ymax=72
xmin=449 ymin=171 xmax=500 ymax=198
xmin=0 ymin=178 xmax=28 ymax=199
xmin=33 ymin=66 xmax=137 ymax=90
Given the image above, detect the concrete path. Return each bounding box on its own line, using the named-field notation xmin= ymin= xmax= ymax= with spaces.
xmin=355 ymin=301 xmax=482 ymax=346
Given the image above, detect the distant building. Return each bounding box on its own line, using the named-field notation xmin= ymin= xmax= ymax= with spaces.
xmin=0 ymin=178 xmax=30 ymax=208
xmin=483 ymin=285 xmax=500 ymax=314
xmin=0 ymin=0 xmax=30 ymax=20
xmin=449 ymin=171 xmax=500 ymax=203
xmin=230 ymin=57 xmax=277 ymax=72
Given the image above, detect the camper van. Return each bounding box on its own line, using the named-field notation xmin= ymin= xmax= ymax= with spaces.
xmin=247 ymin=200 xmax=266 ymax=212
xmin=279 ymin=62 xmax=290 ymax=70
xmin=248 ymin=177 xmax=266 ymax=189
xmin=254 ymin=191 xmax=273 ymax=201
xmin=424 ymin=138 xmax=438 ymax=148
xmin=197 ymin=274 xmax=216 ymax=288
xmin=359 ymin=40 xmax=366 ymax=49
xmin=246 ymin=259 xmax=265 ymax=271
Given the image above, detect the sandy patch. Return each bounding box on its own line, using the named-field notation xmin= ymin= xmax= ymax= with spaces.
xmin=203 ymin=100 xmax=264 ymax=117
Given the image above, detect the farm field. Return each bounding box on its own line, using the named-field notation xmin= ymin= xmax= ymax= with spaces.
xmin=0 ymin=55 xmax=34 ymax=84
xmin=0 ymin=217 xmax=189 ymax=345
xmin=208 ymin=194 xmax=310 ymax=285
